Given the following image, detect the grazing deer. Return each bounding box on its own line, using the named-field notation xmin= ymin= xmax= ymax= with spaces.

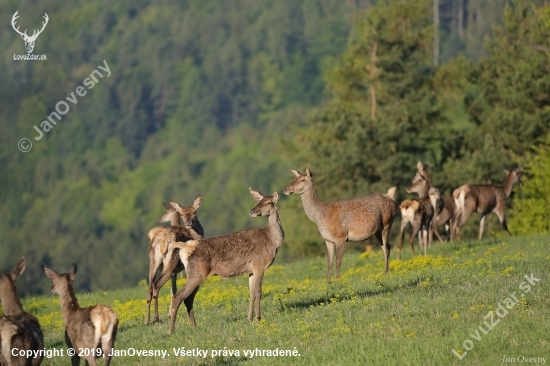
xmin=0 ymin=257 xmax=44 ymax=366
xmin=407 ymin=162 xmax=457 ymax=242
xmin=42 ymin=263 xmax=118 ymax=366
xmin=168 ymin=188 xmax=284 ymax=334
xmin=146 ymin=196 xmax=204 ymax=325
xmin=453 ymin=165 xmax=523 ymax=240
xmin=283 ymin=168 xmax=398 ymax=281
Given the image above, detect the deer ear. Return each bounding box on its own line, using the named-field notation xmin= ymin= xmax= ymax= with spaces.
xmin=306 ymin=167 xmax=312 ymax=178
xmin=515 ymin=165 xmax=524 ymax=172
xmin=501 ymin=164 xmax=509 ymax=174
xmin=69 ymin=262 xmax=77 ymax=281
xmin=290 ymin=169 xmax=301 ymax=178
xmin=42 ymin=265 xmax=59 ymax=280
xmin=193 ymin=194 xmax=202 ymax=209
xmin=417 ymin=161 xmax=423 ymax=171
xmin=11 ymin=257 xmax=26 ymax=280
xmin=163 ymin=202 xmax=170 ymax=210
xmin=272 ymin=190 xmax=279 ymax=203
xmin=169 ymin=200 xmax=182 ymax=211
xmin=249 ymin=187 xmax=264 ymax=202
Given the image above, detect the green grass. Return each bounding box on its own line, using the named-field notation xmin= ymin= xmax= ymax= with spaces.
xmin=12 ymin=234 xmax=550 ymax=365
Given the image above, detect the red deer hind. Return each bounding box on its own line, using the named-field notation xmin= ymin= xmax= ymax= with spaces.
xmin=283 ymin=168 xmax=398 ymax=281
xmin=168 ymin=188 xmax=284 ymax=334
xmin=146 ymin=196 xmax=204 ymax=324
xmin=42 ymin=263 xmax=118 ymax=366
xmin=0 ymin=257 xmax=44 ymax=366
xmin=406 ymin=161 xmax=457 ymax=242
xmin=453 ymin=165 xmax=523 ymax=240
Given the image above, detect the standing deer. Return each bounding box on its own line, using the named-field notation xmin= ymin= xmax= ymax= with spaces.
xmin=147 ymin=203 xmax=180 ymax=242
xmin=168 ymin=188 xmax=284 ymax=334
xmin=42 ymin=263 xmax=118 ymax=366
xmin=397 ymin=187 xmax=441 ymax=259
xmin=283 ymin=168 xmax=398 ymax=281
xmin=0 ymin=257 xmax=44 ymax=366
xmin=146 ymin=196 xmax=204 ymax=325
xmin=407 ymin=162 xmax=457 ymax=242
xmin=453 ymin=165 xmax=523 ymax=240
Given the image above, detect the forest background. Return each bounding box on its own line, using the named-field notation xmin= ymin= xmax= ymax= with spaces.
xmin=1 ymin=0 xmax=549 ymax=295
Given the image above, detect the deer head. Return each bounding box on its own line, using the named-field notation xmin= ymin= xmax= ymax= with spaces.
xmin=158 ymin=202 xmax=178 ymax=224
xmin=11 ymin=11 xmax=49 ymax=54
xmin=249 ymin=188 xmax=279 ymax=217
xmin=42 ymin=262 xmax=77 ymax=296
xmin=169 ymin=195 xmax=202 ymax=229
xmin=283 ymin=167 xmax=313 ymax=195
xmin=0 ymin=257 xmax=26 ymax=297
xmin=502 ymin=165 xmax=524 ymax=187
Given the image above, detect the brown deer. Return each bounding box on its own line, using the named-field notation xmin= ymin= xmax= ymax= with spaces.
xmin=283 ymin=168 xmax=398 ymax=281
xmin=407 ymin=162 xmax=457 ymax=242
xmin=0 ymin=257 xmax=44 ymax=366
xmin=42 ymin=263 xmax=118 ymax=366
xmin=147 ymin=203 xmax=180 ymax=242
xmin=452 ymin=165 xmax=523 ymax=240
xmin=168 ymin=188 xmax=284 ymax=334
xmin=397 ymin=187 xmax=441 ymax=259
xmin=146 ymin=196 xmax=204 ymax=325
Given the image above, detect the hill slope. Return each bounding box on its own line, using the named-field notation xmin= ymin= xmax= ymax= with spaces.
xmin=13 ymin=234 xmax=550 ymax=365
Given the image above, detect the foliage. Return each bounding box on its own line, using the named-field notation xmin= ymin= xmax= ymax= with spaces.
xmin=0 ymin=0 xmax=548 ymax=295
xmin=509 ymin=133 xmax=550 ymax=235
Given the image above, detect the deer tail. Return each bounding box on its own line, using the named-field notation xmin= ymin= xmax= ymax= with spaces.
xmin=453 ymin=185 xmax=470 ymax=222
xmin=386 ymin=186 xmax=397 ymax=199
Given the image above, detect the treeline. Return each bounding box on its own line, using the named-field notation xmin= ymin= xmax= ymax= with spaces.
xmin=0 ymin=0 xmax=548 ymax=296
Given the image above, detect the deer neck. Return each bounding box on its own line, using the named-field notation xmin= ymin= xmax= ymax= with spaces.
xmin=169 ymin=213 xmax=180 ymax=227
xmin=58 ymin=285 xmax=80 ymax=323
xmin=190 ymin=220 xmax=204 ymax=239
xmin=300 ymin=184 xmax=326 ymax=224
xmin=267 ymin=208 xmax=284 ymax=248
xmin=0 ymin=284 xmax=24 ymax=316
xmin=417 ymin=184 xmax=430 ymax=198
xmin=501 ymin=173 xmax=516 ymax=198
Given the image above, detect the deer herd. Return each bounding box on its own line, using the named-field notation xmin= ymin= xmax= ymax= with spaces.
xmin=0 ymin=162 xmax=523 ymax=365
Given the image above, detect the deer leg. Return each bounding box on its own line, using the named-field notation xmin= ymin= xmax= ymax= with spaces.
xmin=102 ymin=320 xmax=118 ymax=366
xmin=183 ymin=285 xmax=200 ymax=327
xmin=152 ymin=263 xmax=177 ymax=323
xmin=248 ymin=273 xmax=256 ymax=321
xmin=146 ymin=253 xmax=160 ymax=325
xmin=398 ymin=220 xmax=409 ymax=260
xmin=375 ymin=224 xmax=392 ymax=274
xmin=478 ymin=214 xmax=486 ymax=240
xmin=65 ymin=331 xmax=80 ymax=366
xmin=495 ymin=210 xmax=510 ymax=236
xmin=432 ymin=223 xmax=445 ymax=243
xmin=170 ymin=275 xmax=204 ymax=333
xmin=325 ymin=240 xmax=335 ymax=283
xmin=248 ymin=270 xmax=264 ymax=321
xmin=335 ymin=241 xmax=346 ymax=279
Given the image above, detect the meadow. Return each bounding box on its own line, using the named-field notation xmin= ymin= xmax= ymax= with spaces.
xmin=12 ymin=234 xmax=550 ymax=365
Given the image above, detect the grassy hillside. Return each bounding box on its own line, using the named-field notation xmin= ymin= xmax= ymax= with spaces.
xmin=11 ymin=234 xmax=549 ymax=365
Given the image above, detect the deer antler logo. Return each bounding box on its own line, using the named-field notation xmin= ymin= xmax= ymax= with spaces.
xmin=11 ymin=11 xmax=49 ymax=54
